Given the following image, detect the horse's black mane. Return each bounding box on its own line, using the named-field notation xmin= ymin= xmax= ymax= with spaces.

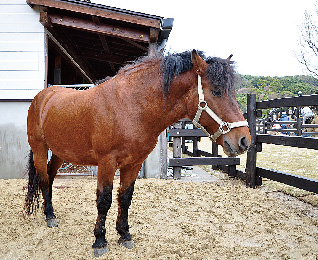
xmin=161 ymin=50 xmax=237 ymax=94
xmin=96 ymin=50 xmax=237 ymax=95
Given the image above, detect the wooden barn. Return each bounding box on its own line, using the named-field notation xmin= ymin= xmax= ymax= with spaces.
xmin=0 ymin=0 xmax=173 ymax=178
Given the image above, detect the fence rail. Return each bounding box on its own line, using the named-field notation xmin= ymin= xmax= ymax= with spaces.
xmin=168 ymin=120 xmax=240 ymax=179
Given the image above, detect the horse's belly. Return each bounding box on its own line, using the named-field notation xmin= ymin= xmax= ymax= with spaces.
xmin=42 ymin=106 xmax=98 ymax=165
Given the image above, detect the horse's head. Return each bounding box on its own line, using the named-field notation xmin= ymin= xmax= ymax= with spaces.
xmin=187 ymin=50 xmax=251 ymax=156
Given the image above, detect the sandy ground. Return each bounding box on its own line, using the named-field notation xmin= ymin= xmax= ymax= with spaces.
xmin=1 ymin=176 xmax=318 ymax=260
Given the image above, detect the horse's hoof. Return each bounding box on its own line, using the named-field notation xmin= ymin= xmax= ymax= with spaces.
xmin=93 ymin=246 xmax=109 ymax=257
xmin=46 ymin=218 xmax=58 ymax=228
xmin=120 ymin=240 xmax=135 ymax=249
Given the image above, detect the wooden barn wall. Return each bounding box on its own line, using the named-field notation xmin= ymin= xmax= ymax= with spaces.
xmin=0 ymin=0 xmax=45 ymax=99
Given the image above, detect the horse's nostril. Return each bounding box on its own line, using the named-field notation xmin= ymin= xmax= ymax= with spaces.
xmin=239 ymin=136 xmax=248 ymax=151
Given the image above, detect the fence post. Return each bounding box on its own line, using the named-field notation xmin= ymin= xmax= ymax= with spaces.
xmin=193 ymin=137 xmax=198 ymax=156
xmin=159 ymin=130 xmax=167 ymax=179
xmin=246 ymin=94 xmax=257 ymax=187
xmin=212 ymin=142 xmax=219 ymax=170
xmin=296 ymin=116 xmax=302 ymax=136
xmin=172 ymin=121 xmax=182 ymax=179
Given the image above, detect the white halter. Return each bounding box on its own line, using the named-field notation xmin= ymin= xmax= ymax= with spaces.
xmin=192 ymin=75 xmax=248 ymax=142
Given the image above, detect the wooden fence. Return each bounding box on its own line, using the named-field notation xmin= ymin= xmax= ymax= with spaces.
xmin=246 ymin=94 xmax=318 ymax=193
xmin=168 ymin=94 xmax=318 ymax=194
xmin=168 ymin=120 xmax=241 ymax=179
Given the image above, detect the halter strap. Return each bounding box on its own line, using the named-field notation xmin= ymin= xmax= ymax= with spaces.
xmin=192 ymin=75 xmax=248 ymax=142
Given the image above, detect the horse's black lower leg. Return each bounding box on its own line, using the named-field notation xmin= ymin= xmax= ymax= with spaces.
xmin=42 ymin=188 xmax=57 ymax=227
xmin=116 ymin=182 xmax=135 ymax=248
xmin=42 ymin=154 xmax=62 ymax=227
xmin=93 ymin=185 xmax=113 ymax=255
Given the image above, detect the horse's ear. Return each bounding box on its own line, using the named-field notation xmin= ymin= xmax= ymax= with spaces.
xmin=226 ymin=54 xmax=234 ymax=64
xmin=191 ymin=49 xmax=207 ymax=75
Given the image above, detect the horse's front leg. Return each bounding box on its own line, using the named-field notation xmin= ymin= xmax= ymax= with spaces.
xmin=92 ymin=158 xmax=116 ymax=257
xmin=116 ymin=164 xmax=141 ymax=249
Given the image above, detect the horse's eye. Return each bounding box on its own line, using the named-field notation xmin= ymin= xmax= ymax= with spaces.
xmin=212 ymin=89 xmax=222 ymax=97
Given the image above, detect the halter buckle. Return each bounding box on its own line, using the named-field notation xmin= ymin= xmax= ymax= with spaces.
xmin=198 ymin=100 xmax=207 ymax=110
xmin=219 ymin=122 xmax=231 ymax=134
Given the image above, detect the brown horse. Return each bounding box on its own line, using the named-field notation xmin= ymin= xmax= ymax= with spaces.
xmin=25 ymin=50 xmax=250 ymax=257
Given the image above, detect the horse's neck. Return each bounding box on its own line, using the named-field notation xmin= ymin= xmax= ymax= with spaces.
xmin=158 ymin=71 xmax=197 ymax=128
xmin=99 ymin=65 xmax=195 ymax=135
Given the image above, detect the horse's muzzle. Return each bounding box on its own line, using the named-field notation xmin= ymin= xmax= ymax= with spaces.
xmin=223 ymin=134 xmax=251 ymax=157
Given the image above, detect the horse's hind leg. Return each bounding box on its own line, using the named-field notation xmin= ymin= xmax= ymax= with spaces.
xmin=116 ymin=163 xmax=142 ymax=249
xmin=47 ymin=153 xmax=64 ymax=199
xmin=32 ymin=145 xmax=58 ymax=227
xmin=46 ymin=153 xmax=64 ymax=227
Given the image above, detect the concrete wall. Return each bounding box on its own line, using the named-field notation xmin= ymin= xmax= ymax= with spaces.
xmin=0 ymin=102 xmax=31 ymax=179
xmin=143 ymin=131 xmax=167 ymax=179
xmin=0 ymin=1 xmax=44 ymax=178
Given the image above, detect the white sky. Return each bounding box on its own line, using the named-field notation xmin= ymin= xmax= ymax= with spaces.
xmin=93 ymin=0 xmax=316 ymax=76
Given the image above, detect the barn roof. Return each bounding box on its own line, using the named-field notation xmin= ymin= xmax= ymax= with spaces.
xmin=26 ymin=0 xmax=173 ymax=83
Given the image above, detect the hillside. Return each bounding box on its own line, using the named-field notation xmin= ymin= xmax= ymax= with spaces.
xmin=236 ymin=75 xmax=318 ymax=112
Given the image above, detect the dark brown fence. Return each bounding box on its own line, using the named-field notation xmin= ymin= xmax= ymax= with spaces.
xmin=168 ymin=120 xmax=241 ymax=179
xmin=168 ymin=94 xmax=318 ymax=194
xmin=246 ymin=94 xmax=318 ymax=193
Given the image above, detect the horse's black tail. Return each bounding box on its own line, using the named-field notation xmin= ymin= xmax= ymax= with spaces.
xmin=24 ymin=150 xmax=40 ymax=215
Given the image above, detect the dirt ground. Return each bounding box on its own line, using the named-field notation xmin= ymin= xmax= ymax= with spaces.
xmin=1 ymin=176 xmax=318 ymax=260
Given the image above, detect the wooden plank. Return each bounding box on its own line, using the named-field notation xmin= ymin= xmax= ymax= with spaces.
xmin=26 ymin=0 xmax=161 ymax=28
xmin=0 ymin=4 xmax=35 ymax=13
xmin=80 ymin=50 xmax=127 ymax=64
xmin=257 ymin=134 xmax=318 ymax=150
xmin=169 ymin=128 xmax=207 ymax=137
xmin=169 ymin=157 xmax=240 ymax=167
xmin=47 ymin=14 xmax=150 ymax=43
xmin=0 ymin=23 xmax=44 ymax=33
xmin=256 ymin=95 xmax=318 ymax=109
xmin=0 ymin=52 xmax=45 ymax=71
xmin=0 ymin=70 xmax=43 ymax=81
xmin=0 ymin=0 xmax=26 ymax=4
xmin=257 ymin=167 xmax=318 ymax=194
xmin=303 ymin=124 xmax=318 ymax=128
xmin=0 ymin=13 xmax=39 ymax=24
xmin=0 ymin=78 xmax=43 ymax=90
xmin=0 ymin=89 xmax=41 ymax=99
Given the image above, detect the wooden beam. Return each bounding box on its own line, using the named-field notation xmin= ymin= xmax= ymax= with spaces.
xmin=150 ymin=28 xmax=159 ymax=42
xmin=168 ymin=128 xmax=208 ymax=137
xmin=48 ymin=14 xmax=150 ymax=43
xmin=123 ymin=39 xmax=148 ymax=51
xmin=256 ymin=134 xmax=318 ymax=150
xmin=27 ymin=0 xmax=161 ymax=28
xmin=169 ymin=157 xmax=240 ymax=167
xmin=92 ymin=17 xmax=116 ymax=74
xmin=80 ymin=50 xmax=126 ymax=64
xmin=256 ymin=95 xmax=318 ymax=109
xmin=45 ymin=29 xmax=95 ymax=83
xmin=257 ymin=167 xmax=318 ymax=194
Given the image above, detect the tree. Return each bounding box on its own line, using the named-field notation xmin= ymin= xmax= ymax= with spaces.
xmin=298 ymin=5 xmax=318 ymax=78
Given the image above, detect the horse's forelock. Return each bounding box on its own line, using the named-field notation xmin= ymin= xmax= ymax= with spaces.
xmin=160 ymin=50 xmax=237 ymax=95
xmin=205 ymin=57 xmax=237 ymax=93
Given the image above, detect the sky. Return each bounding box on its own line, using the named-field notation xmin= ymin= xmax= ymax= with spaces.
xmin=93 ymin=0 xmax=316 ymax=77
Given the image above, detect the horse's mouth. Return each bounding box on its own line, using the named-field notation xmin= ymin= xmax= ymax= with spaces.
xmin=224 ymin=140 xmax=239 ymax=157
xmin=223 ymin=136 xmax=250 ymax=157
